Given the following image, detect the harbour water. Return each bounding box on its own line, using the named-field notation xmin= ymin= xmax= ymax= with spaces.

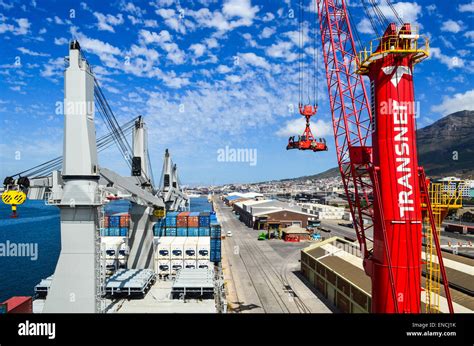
xmin=0 ymin=197 xmax=211 ymax=302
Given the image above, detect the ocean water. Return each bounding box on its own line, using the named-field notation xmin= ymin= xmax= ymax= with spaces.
xmin=0 ymin=197 xmax=210 ymax=302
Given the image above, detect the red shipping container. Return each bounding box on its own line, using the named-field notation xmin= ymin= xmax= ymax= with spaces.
xmin=177 ymin=212 xmax=190 ymax=227
xmin=103 ymin=216 xmax=110 ymax=228
xmin=187 ymin=216 xmax=199 ymax=228
xmin=119 ymin=214 xmax=130 ymax=227
xmin=2 ymin=296 xmax=32 ymax=313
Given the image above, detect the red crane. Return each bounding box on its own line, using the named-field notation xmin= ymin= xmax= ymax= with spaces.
xmin=315 ymin=0 xmax=454 ymax=313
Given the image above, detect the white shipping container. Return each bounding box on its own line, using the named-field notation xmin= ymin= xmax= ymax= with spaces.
xmin=184 ymin=237 xmax=198 ymax=259
xmin=102 ymin=238 xmax=124 ymax=259
xmin=155 ymin=237 xmax=175 ymax=260
xmin=156 ymin=259 xmax=171 ymax=276
xmin=184 ymin=259 xmax=197 ymax=269
xmin=118 ymin=242 xmax=129 ymax=258
xmin=171 ymin=237 xmax=186 ymax=259
xmin=197 ymin=237 xmax=210 ymax=260
xmin=171 ymin=259 xmax=184 ymax=275
xmin=197 ymin=259 xmax=210 ymax=269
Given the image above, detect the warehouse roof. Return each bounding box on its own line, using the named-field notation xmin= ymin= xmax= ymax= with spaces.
xmin=250 ymin=200 xmax=314 ymax=217
xmin=302 ymin=237 xmax=473 ymax=313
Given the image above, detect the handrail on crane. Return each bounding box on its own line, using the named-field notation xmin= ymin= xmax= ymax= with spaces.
xmin=357 ymin=24 xmax=430 ymax=75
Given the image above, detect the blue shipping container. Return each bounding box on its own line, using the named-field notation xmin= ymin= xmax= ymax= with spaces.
xmin=198 ymin=227 xmax=210 ymax=237
xmin=109 ymin=216 xmax=120 ymax=227
xmin=165 ymin=212 xmax=179 ymax=227
xmin=198 ymin=215 xmax=210 ymax=227
xmin=187 ymin=228 xmax=199 ymax=237
xmin=119 ymin=228 xmax=128 ymax=237
xmin=165 ymin=228 xmax=177 ymax=237
xmin=177 ymin=227 xmax=187 ymax=237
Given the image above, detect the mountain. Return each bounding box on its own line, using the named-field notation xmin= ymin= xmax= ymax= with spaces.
xmin=416 ymin=110 xmax=474 ymax=178
xmin=285 ymin=110 xmax=474 ymax=181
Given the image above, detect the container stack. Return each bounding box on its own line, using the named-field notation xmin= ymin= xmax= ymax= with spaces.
xmin=198 ymin=212 xmax=211 ymax=236
xmin=187 ymin=212 xmax=200 ymax=237
xmin=210 ymin=223 xmax=222 ymax=263
xmin=100 ymin=213 xmax=130 ymax=237
xmin=153 ymin=211 xmax=215 ymax=238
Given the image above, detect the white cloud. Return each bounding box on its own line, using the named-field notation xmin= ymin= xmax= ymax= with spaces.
xmin=266 ymin=41 xmax=298 ymax=62
xmin=217 ymin=65 xmax=232 ymax=73
xmin=431 ymin=89 xmax=474 ymax=114
xmin=238 ymin=52 xmax=270 ymax=70
xmin=139 ymin=29 xmax=172 ymax=45
xmin=40 ymin=57 xmax=64 ymax=78
xmin=189 ymin=43 xmax=206 ymax=58
xmin=262 ymin=12 xmax=275 ymax=22
xmin=464 ymin=30 xmax=474 ymax=40
xmin=430 ymin=47 xmax=465 ymax=69
xmin=0 ymin=18 xmax=31 ymax=35
xmin=222 ymin=0 xmax=259 ymax=21
xmin=54 ymin=37 xmax=68 ymax=45
xmin=93 ymin=12 xmax=124 ymax=32
xmin=276 ymin=117 xmax=332 ymax=138
xmin=441 ymin=20 xmax=463 ymax=33
xmin=122 ymin=2 xmax=145 ymax=17
xmin=17 ymin=47 xmax=50 ymax=57
xmin=458 ymin=1 xmax=474 ymax=12
xmin=71 ymin=28 xmax=122 ymax=59
xmin=357 ymin=18 xmax=374 ymax=34
xmin=260 ymin=26 xmax=275 ymax=39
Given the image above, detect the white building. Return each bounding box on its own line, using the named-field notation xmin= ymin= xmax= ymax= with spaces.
xmin=298 ymin=203 xmax=346 ymax=220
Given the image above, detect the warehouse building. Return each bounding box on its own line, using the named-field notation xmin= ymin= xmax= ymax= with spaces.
xmin=301 ymin=237 xmax=474 ymax=313
xmin=233 ymin=199 xmax=317 ymax=230
xmin=298 ymin=203 xmax=347 ymax=220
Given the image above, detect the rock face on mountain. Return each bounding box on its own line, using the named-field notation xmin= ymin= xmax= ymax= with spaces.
xmin=416 ymin=110 xmax=473 ymax=177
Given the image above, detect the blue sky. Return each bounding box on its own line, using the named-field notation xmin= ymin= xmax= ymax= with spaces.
xmin=0 ymin=0 xmax=473 ymax=186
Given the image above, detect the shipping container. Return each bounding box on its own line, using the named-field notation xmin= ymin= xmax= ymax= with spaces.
xmin=210 ymin=238 xmax=222 ymax=263
xmin=1 ymin=296 xmax=32 ymax=313
xmin=103 ymin=238 xmax=124 ymax=258
xmin=165 ymin=227 xmax=177 ymax=237
xmin=197 ymin=259 xmax=211 ymax=269
xmin=118 ymin=258 xmax=127 ymax=269
xmin=187 ymin=227 xmax=199 ymax=237
xmin=176 ymin=211 xmax=190 ymax=227
xmin=109 ymin=215 xmax=120 ymax=227
xmin=177 ymin=227 xmax=187 ymax=237
xmin=119 ymin=214 xmax=130 ymax=227
xmin=155 ymin=237 xmax=175 ymax=259
xmin=165 ymin=212 xmax=180 ymax=227
xmin=187 ymin=212 xmax=200 ymax=228
xmin=171 ymin=238 xmax=186 ymax=259
xmin=197 ymin=237 xmax=210 ymax=260
xmin=184 ymin=259 xmax=197 ymax=269
xmin=105 ymin=259 xmax=118 ymax=273
xmin=171 ymin=259 xmax=184 ymax=275
xmin=184 ymin=238 xmax=198 ymax=259
xmin=198 ymin=212 xmax=211 ymax=227
xmin=156 ymin=259 xmax=171 ymax=276
xmin=103 ymin=216 xmax=110 ymax=228
xmin=210 ymin=224 xmax=221 ymax=238
xmin=118 ymin=243 xmax=129 ymax=258
xmin=198 ymin=227 xmax=210 ymax=237
xmin=119 ymin=227 xmax=128 ymax=237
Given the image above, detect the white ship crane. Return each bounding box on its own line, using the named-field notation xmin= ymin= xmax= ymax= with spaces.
xmin=1 ymin=41 xmax=189 ymax=312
